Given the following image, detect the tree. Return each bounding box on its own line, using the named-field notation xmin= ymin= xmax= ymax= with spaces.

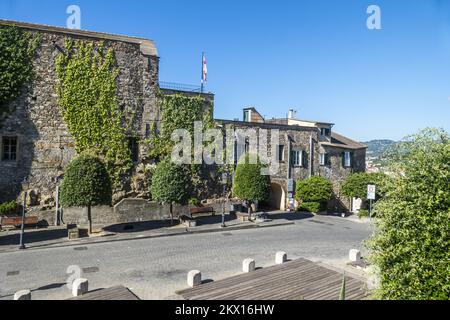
xmin=233 ymin=154 xmax=271 ymax=212
xmin=60 ymin=154 xmax=112 ymax=233
xmin=366 ymin=128 xmax=450 ymax=300
xmin=295 ymin=176 xmax=333 ymax=212
xmin=341 ymin=172 xmax=388 ymax=207
xmin=150 ymin=159 xmax=192 ymax=223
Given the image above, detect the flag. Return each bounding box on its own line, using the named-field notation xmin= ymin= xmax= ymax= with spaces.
xmin=201 ymin=53 xmax=207 ymax=84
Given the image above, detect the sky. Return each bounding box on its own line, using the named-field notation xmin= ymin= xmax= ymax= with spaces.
xmin=1 ymin=0 xmax=449 ymax=141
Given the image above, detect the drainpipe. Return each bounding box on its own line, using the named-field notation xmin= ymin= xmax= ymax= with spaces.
xmin=309 ymin=133 xmax=314 ymax=178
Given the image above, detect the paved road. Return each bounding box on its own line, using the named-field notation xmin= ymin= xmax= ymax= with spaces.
xmin=0 ymin=215 xmax=372 ymax=300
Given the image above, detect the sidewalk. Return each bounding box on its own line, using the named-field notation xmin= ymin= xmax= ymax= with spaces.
xmin=0 ymin=214 xmax=295 ymax=253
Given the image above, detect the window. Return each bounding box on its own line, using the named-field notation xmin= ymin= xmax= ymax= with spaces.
xmin=243 ymin=110 xmax=251 ymax=122
xmin=319 ymin=153 xmax=329 ymax=166
xmin=291 ymin=150 xmax=302 ymax=167
xmin=2 ymin=137 xmax=17 ymax=161
xmin=343 ymin=151 xmax=352 ymax=167
xmin=128 ymin=138 xmax=139 ymax=163
xmin=320 ymin=128 xmax=331 ymax=137
xmin=278 ymin=145 xmax=285 ymax=162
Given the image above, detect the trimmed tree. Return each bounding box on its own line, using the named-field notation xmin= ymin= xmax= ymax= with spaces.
xmin=150 ymin=159 xmax=192 ymax=223
xmin=60 ymin=154 xmax=112 ymax=233
xmin=233 ymin=154 xmax=271 ymax=214
xmin=295 ymin=176 xmax=333 ymax=213
xmin=366 ymin=128 xmax=450 ymax=300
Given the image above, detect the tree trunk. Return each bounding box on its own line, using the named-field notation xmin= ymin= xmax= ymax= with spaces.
xmin=84 ymin=205 xmax=92 ymax=235
xmin=170 ymin=203 xmax=174 ymax=225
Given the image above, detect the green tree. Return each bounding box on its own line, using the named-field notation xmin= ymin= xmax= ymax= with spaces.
xmin=341 ymin=172 xmax=389 ymax=207
xmin=150 ymin=159 xmax=192 ymax=223
xmin=232 ymin=154 xmax=271 ymax=208
xmin=60 ymin=154 xmax=112 ymax=233
xmin=295 ymin=176 xmax=333 ymax=211
xmin=366 ymin=128 xmax=450 ymax=300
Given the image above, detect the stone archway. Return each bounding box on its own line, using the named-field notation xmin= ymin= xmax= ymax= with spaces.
xmin=269 ymin=182 xmax=286 ymax=211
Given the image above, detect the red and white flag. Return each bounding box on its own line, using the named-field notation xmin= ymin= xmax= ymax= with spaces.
xmin=201 ymin=53 xmax=207 ymax=84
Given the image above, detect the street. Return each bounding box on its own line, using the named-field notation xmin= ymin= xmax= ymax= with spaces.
xmin=0 ymin=215 xmax=371 ymax=300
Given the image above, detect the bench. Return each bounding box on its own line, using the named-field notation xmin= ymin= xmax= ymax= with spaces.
xmin=189 ymin=207 xmax=215 ymax=217
xmin=0 ymin=216 xmax=39 ymax=229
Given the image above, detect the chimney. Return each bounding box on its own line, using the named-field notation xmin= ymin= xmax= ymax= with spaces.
xmin=288 ymin=109 xmax=296 ymax=119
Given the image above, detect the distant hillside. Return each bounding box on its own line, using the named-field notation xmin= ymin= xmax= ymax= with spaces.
xmin=363 ymin=139 xmax=397 ymax=158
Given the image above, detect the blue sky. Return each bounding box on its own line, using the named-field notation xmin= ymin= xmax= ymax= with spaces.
xmin=1 ymin=0 xmax=449 ymax=141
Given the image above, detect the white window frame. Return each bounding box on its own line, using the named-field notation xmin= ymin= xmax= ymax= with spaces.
xmin=319 ymin=153 xmax=327 ymax=166
xmin=292 ymin=150 xmax=302 ymax=167
xmin=344 ymin=151 xmax=352 ymax=167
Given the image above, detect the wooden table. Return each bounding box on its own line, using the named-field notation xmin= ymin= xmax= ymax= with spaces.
xmin=176 ymin=258 xmax=369 ymax=300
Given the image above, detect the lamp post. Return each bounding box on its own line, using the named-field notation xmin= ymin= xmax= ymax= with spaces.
xmin=19 ymin=178 xmax=30 ymax=250
xmin=220 ymin=172 xmax=228 ymax=228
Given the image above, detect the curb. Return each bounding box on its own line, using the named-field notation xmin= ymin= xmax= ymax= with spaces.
xmin=0 ymin=220 xmax=295 ymax=254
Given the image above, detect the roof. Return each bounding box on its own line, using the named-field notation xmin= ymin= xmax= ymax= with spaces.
xmin=321 ymin=132 xmax=368 ymax=150
xmin=0 ymin=19 xmax=158 ymax=56
xmin=266 ymin=117 xmax=335 ymax=126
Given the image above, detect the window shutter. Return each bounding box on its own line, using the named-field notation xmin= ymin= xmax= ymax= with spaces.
xmin=342 ymin=152 xmax=346 ymax=167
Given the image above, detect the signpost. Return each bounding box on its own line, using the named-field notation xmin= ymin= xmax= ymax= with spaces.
xmin=367 ymin=185 xmax=376 ymax=219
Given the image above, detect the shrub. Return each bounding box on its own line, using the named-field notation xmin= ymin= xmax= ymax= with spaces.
xmin=295 ymin=176 xmax=333 ymax=203
xmin=233 ymin=154 xmax=271 ymax=203
xmin=357 ymin=209 xmax=370 ymax=219
xmin=60 ymin=154 xmax=112 ymax=207
xmin=150 ymin=159 xmax=192 ymax=207
xmin=0 ymin=201 xmax=18 ymax=216
xmin=298 ymin=201 xmax=323 ymax=213
xmin=366 ymin=128 xmax=450 ymax=300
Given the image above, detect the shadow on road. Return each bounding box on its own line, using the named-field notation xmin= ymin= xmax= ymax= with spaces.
xmin=268 ymin=212 xmax=315 ymax=221
xmin=0 ymin=228 xmax=67 ymax=246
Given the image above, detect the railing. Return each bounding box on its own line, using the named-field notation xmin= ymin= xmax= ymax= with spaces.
xmin=159 ymin=81 xmax=203 ymax=93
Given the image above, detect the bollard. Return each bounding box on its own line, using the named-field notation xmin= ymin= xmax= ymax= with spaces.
xmin=72 ymin=278 xmax=89 ymax=297
xmin=242 ymin=258 xmax=256 ymax=273
xmin=14 ymin=290 xmax=31 ymax=300
xmin=349 ymin=249 xmax=361 ymax=262
xmin=187 ymin=270 xmax=202 ymax=288
xmin=275 ymin=251 xmax=287 ymax=264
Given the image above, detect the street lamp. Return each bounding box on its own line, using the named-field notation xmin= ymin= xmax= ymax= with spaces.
xmin=19 ymin=178 xmax=30 ymax=250
xmin=220 ymin=172 xmax=228 ymax=228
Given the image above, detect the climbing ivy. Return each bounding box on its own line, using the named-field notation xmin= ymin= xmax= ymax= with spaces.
xmin=146 ymin=93 xmax=215 ymax=161
xmin=55 ymin=40 xmax=131 ymax=184
xmin=0 ymin=25 xmax=40 ymax=127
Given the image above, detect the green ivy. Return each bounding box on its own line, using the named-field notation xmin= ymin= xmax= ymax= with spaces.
xmin=55 ymin=40 xmax=131 ymax=184
xmin=147 ymin=93 xmax=215 ymax=161
xmin=0 ymin=25 xmax=40 ymax=127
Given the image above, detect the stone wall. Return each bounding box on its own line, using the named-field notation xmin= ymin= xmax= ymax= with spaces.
xmin=0 ymin=21 xmax=159 ymax=205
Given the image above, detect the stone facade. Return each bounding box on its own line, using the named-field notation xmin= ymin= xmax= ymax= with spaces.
xmin=0 ymin=20 xmax=366 ymax=218
xmin=0 ymin=20 xmax=160 ymax=205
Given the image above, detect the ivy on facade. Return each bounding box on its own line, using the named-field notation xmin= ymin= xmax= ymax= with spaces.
xmin=0 ymin=25 xmax=40 ymax=127
xmin=55 ymin=40 xmax=131 ymax=184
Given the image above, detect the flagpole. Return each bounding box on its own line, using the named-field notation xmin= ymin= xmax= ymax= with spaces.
xmin=201 ymin=52 xmax=204 ymax=93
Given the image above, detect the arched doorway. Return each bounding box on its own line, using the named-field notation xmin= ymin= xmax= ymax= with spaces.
xmin=269 ymin=183 xmax=286 ymax=211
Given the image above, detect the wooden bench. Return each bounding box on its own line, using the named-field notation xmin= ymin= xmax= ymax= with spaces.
xmin=0 ymin=216 xmax=39 ymax=229
xmin=189 ymin=207 xmax=215 ymax=217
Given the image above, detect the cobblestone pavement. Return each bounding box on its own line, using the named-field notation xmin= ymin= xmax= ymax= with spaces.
xmin=0 ymin=215 xmax=372 ymax=300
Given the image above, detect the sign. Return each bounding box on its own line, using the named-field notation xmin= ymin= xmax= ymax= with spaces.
xmin=288 ymin=179 xmax=294 ymax=192
xmin=367 ymin=185 xmax=376 ymax=200
xmin=221 ymin=172 xmax=228 ymax=184
xmin=288 ymin=192 xmax=293 ymax=199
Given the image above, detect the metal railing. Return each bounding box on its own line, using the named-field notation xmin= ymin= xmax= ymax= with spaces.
xmin=159 ymin=81 xmax=203 ymax=93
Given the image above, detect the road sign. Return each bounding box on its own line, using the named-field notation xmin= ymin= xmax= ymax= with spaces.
xmin=288 ymin=179 xmax=294 ymax=192
xmin=367 ymin=185 xmax=376 ymax=200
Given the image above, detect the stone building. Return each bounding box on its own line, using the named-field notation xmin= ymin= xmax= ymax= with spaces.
xmin=218 ymin=107 xmax=367 ymax=211
xmin=0 ymin=19 xmax=366 ymax=213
